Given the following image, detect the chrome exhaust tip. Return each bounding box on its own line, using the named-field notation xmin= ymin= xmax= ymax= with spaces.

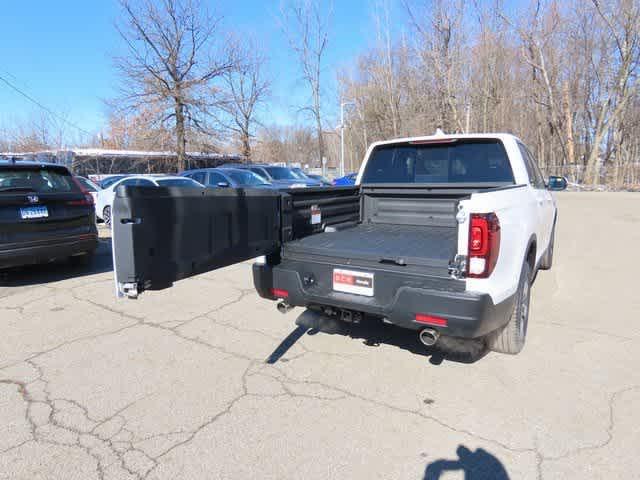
xmin=277 ymin=302 xmax=294 ymax=314
xmin=419 ymin=328 xmax=440 ymax=347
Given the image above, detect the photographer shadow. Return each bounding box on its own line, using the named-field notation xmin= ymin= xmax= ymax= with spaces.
xmin=424 ymin=445 xmax=510 ymax=480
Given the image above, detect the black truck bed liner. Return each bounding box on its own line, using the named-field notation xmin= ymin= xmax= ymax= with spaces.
xmin=283 ymin=223 xmax=457 ymax=268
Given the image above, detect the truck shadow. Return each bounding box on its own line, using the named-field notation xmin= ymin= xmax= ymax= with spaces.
xmin=423 ymin=445 xmax=510 ymax=479
xmin=0 ymin=238 xmax=113 ymax=287
xmin=266 ymin=309 xmax=488 ymax=365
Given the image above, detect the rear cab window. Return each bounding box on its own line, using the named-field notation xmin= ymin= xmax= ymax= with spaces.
xmin=361 ymin=139 xmax=515 ymax=185
xmin=0 ymin=165 xmax=77 ymax=193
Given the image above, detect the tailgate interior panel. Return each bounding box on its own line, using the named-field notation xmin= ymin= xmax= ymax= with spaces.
xmin=113 ymin=186 xmax=282 ymax=292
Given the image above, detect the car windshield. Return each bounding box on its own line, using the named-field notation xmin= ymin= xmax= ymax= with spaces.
xmin=0 ymin=167 xmax=76 ymax=193
xmin=226 ymin=170 xmax=270 ymax=186
xmin=361 ymin=139 xmax=515 ymax=184
xmin=264 ymin=166 xmax=298 ymax=180
xmin=156 ymin=178 xmax=203 ymax=188
xmin=101 ymin=176 xmax=126 ymax=188
xmin=290 ymin=168 xmax=307 ymax=179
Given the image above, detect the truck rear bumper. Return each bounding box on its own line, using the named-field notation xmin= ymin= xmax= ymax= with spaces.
xmin=253 ymin=262 xmax=515 ymax=339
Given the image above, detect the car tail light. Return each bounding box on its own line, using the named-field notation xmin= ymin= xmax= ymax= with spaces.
xmin=270 ymin=288 xmax=289 ymax=298
xmin=468 ymin=213 xmax=500 ymax=278
xmin=69 ymin=178 xmax=94 ymax=206
xmin=415 ymin=313 xmax=448 ymax=327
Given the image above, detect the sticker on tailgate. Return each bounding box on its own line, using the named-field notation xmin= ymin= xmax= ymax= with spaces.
xmin=333 ymin=268 xmax=374 ymax=297
xmin=310 ymin=205 xmax=321 ymax=225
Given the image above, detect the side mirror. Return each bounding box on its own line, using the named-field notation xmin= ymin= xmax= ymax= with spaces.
xmin=547 ymin=176 xmax=568 ymax=191
xmin=217 ymin=182 xmax=230 ymax=188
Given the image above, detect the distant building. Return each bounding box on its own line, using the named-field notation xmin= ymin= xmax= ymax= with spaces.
xmin=0 ymin=149 xmax=244 ymax=175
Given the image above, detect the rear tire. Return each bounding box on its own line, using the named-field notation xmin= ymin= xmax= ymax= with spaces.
xmin=486 ymin=261 xmax=531 ymax=355
xmin=103 ymin=206 xmax=112 ymax=227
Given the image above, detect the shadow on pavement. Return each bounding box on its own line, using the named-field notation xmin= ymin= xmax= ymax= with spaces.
xmin=0 ymin=238 xmax=113 ymax=287
xmin=424 ymin=445 xmax=510 ymax=479
xmin=266 ymin=309 xmax=488 ymax=365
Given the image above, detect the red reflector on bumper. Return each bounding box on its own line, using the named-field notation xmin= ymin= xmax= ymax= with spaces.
xmin=415 ymin=314 xmax=448 ymax=327
xmin=270 ymin=288 xmax=289 ymax=298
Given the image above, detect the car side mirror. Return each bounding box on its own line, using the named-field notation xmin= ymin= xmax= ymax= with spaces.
xmin=217 ymin=182 xmax=230 ymax=188
xmin=547 ymin=176 xmax=568 ymax=191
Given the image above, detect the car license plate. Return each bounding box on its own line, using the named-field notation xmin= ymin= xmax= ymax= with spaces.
xmin=333 ymin=269 xmax=374 ymax=297
xmin=20 ymin=206 xmax=49 ymax=219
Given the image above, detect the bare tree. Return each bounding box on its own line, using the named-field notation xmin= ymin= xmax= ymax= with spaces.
xmin=281 ymin=0 xmax=331 ymax=166
xmin=406 ymin=0 xmax=469 ymax=133
xmin=218 ymin=40 xmax=271 ymax=160
xmin=582 ymin=0 xmax=640 ymax=184
xmin=115 ymin=0 xmax=235 ymax=171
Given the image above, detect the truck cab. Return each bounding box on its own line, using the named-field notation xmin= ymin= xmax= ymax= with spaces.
xmin=112 ymin=133 xmax=567 ymax=355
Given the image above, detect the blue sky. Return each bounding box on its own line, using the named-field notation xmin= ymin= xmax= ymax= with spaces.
xmin=0 ymin=0 xmax=523 ymax=141
xmin=0 ymin=0 xmax=407 ymax=139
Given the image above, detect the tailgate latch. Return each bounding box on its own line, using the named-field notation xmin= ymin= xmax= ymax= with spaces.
xmin=118 ymin=282 xmax=140 ymax=299
xmin=448 ymin=255 xmax=467 ymax=279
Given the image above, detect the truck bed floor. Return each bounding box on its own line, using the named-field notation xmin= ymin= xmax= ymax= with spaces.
xmin=283 ymin=223 xmax=457 ymax=268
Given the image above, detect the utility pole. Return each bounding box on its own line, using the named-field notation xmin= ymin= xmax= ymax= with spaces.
xmin=340 ymin=101 xmax=355 ymax=177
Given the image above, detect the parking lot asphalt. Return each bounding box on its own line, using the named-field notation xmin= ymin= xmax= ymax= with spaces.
xmin=1 ymin=192 xmax=639 ymax=480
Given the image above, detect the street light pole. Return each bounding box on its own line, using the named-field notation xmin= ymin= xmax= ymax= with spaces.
xmin=340 ymin=101 xmax=355 ymax=177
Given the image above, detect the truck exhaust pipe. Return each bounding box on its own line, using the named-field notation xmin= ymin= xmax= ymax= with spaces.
xmin=277 ymin=302 xmax=294 ymax=314
xmin=419 ymin=328 xmax=440 ymax=347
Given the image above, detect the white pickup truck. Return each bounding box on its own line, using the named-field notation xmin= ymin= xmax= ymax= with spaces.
xmin=112 ymin=133 xmax=567 ymax=355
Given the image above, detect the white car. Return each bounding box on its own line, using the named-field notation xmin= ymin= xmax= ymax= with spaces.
xmin=96 ymin=175 xmax=203 ymax=225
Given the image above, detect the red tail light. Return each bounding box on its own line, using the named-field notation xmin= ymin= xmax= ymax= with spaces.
xmin=69 ymin=177 xmax=95 ymax=206
xmin=468 ymin=213 xmax=500 ymax=278
xmin=270 ymin=288 xmax=289 ymax=298
xmin=415 ymin=313 xmax=448 ymax=327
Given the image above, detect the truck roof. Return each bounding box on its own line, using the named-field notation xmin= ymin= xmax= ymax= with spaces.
xmin=369 ymin=132 xmax=520 ymax=149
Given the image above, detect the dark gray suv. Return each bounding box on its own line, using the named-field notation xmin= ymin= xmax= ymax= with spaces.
xmin=181 ymin=167 xmax=274 ymax=188
xmin=220 ymin=164 xmax=323 ymax=188
xmin=0 ymin=161 xmax=98 ymax=269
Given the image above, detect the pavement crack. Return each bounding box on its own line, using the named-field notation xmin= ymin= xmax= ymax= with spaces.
xmin=263 ymin=366 xmax=537 ymax=456
xmin=541 ymin=384 xmax=640 ymax=464
xmin=144 ymin=360 xmax=259 ymax=478
xmin=537 ymin=320 xmax=635 ymax=341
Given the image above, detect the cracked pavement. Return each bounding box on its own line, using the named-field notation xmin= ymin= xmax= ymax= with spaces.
xmin=1 ymin=192 xmax=639 ymax=479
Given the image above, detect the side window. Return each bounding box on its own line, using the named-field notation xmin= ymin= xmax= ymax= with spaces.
xmin=120 ymin=178 xmax=139 ymax=187
xmin=526 ymin=148 xmax=546 ymax=189
xmin=133 ymin=179 xmax=155 ymax=187
xmin=207 ymin=172 xmax=227 ymax=186
xmin=190 ymin=172 xmax=206 ymax=184
xmin=249 ymin=168 xmax=268 ymax=180
xmin=518 ymin=143 xmax=545 ymax=189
